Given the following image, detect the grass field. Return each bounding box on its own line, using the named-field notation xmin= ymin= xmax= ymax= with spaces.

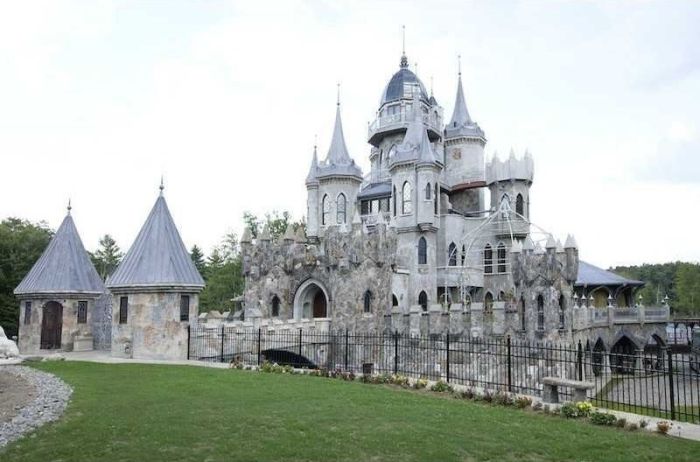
xmin=2 ymin=362 xmax=699 ymax=462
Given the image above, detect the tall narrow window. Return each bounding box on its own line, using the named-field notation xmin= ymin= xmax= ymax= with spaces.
xmin=418 ymin=291 xmax=428 ymax=311
xmin=24 ymin=301 xmax=31 ymax=325
xmin=180 ymin=294 xmax=190 ymax=322
xmin=537 ymin=295 xmax=544 ymax=331
xmin=461 ymin=245 xmax=466 ymax=266
xmin=271 ymin=295 xmax=280 ymax=317
xmin=448 ymin=242 xmax=457 ymax=266
xmin=321 ymin=194 xmax=329 ymax=225
xmin=336 ymin=193 xmax=346 ymax=224
xmin=392 ymin=294 xmax=399 ymax=307
xmin=484 ymin=292 xmax=494 ymax=313
xmin=434 ymin=184 xmax=438 ymax=214
xmin=516 ymin=194 xmax=524 ymax=216
xmin=402 ymin=181 xmax=412 ymax=214
xmin=497 ymin=242 xmax=506 ymax=273
xmin=392 ymin=186 xmax=397 ymax=217
xmin=484 ymin=244 xmax=493 ymax=274
xmin=558 ymin=294 xmax=565 ymax=329
xmin=363 ymin=290 xmax=372 ymax=313
xmin=425 ymin=182 xmax=432 ymax=200
xmin=77 ymin=300 xmax=88 ymax=324
xmin=520 ymin=297 xmax=526 ymax=331
xmin=418 ymin=237 xmax=427 ymax=265
xmin=119 ymin=296 xmax=128 ymax=324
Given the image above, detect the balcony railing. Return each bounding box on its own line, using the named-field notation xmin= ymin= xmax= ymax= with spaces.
xmin=586 ymin=305 xmax=670 ymax=326
xmin=368 ymin=110 xmax=442 ymax=140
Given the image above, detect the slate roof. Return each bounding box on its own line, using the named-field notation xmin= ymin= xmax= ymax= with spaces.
xmin=358 ymin=182 xmax=392 ymax=200
xmin=444 ymin=74 xmax=485 ymax=140
xmin=316 ymin=104 xmax=362 ymax=181
xmin=380 ymin=54 xmax=429 ymax=106
xmin=14 ymin=212 xmax=104 ymax=296
xmin=575 ymin=261 xmax=644 ymax=287
xmin=107 ymin=193 xmax=204 ymax=290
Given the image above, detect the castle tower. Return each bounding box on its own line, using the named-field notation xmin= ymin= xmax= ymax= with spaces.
xmin=443 ymin=61 xmax=487 ymax=215
xmin=305 ymin=145 xmax=320 ymax=240
xmin=106 ymin=183 xmax=205 ymax=360
xmin=14 ymin=202 xmax=105 ymax=354
xmin=486 ymin=149 xmax=534 ymax=238
xmin=312 ymin=96 xmax=363 ymax=234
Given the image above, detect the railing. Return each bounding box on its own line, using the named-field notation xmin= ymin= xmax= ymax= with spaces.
xmin=360 ymin=212 xmax=391 ymax=225
xmin=368 ymin=110 xmax=442 ymax=139
xmin=361 ymin=169 xmax=391 ymax=189
xmin=188 ymin=327 xmax=700 ymax=424
xmin=587 ymin=306 xmax=670 ymax=326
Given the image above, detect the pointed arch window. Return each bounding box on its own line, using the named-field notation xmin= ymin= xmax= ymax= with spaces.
xmin=558 ymin=294 xmax=566 ymax=329
xmin=537 ymin=295 xmax=545 ymax=331
xmin=402 ymin=181 xmax=412 ymax=214
xmin=392 ymin=294 xmax=399 ymax=307
xmin=271 ymin=295 xmax=281 ymax=317
xmin=425 ymin=182 xmax=432 ymax=200
xmin=516 ymin=194 xmax=524 ymax=216
xmin=484 ymin=244 xmax=493 ymax=274
xmin=497 ymin=242 xmax=506 ymax=273
xmin=322 ymin=194 xmax=329 ymax=225
xmin=520 ymin=296 xmax=526 ymax=331
xmin=434 ymin=184 xmax=439 ymax=214
xmin=418 ymin=291 xmax=428 ymax=311
xmin=461 ymin=245 xmax=466 ymax=266
xmin=363 ymin=290 xmax=372 ymax=313
xmin=392 ymin=186 xmax=397 ymax=217
xmin=418 ymin=237 xmax=427 ymax=265
xmin=448 ymin=242 xmax=457 ymax=266
xmin=336 ymin=193 xmax=347 ymax=224
xmin=484 ymin=292 xmax=494 ymax=313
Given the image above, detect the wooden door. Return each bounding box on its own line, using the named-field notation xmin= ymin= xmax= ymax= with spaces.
xmin=312 ymin=291 xmax=327 ymax=318
xmin=40 ymin=301 xmax=63 ymax=349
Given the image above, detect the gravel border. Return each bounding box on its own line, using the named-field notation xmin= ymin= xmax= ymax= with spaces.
xmin=0 ymin=365 xmax=72 ymax=448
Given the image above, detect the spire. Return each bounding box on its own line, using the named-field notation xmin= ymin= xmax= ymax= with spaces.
xmin=449 ymin=55 xmax=473 ymax=128
xmin=67 ymin=198 xmax=72 ymax=215
xmin=325 ymin=98 xmax=352 ymax=165
xmin=306 ymin=141 xmax=319 ymax=185
xmin=159 ymin=175 xmax=164 ymax=196
xmin=400 ymin=25 xmax=408 ymax=68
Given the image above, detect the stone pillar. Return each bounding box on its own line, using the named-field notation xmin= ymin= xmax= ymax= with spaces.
xmin=470 ymin=302 xmax=484 ymax=338
xmin=493 ymin=301 xmax=506 ymax=336
xmin=409 ymin=305 xmax=422 ymax=337
xmin=391 ymin=307 xmax=402 ymax=334
xmin=428 ymin=304 xmax=443 ymax=335
xmin=449 ymin=303 xmax=464 ymax=336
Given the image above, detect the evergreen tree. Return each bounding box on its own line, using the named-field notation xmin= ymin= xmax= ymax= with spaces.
xmin=674 ymin=263 xmax=700 ymax=315
xmin=91 ymin=234 xmax=123 ymax=280
xmin=189 ymin=245 xmax=206 ymax=277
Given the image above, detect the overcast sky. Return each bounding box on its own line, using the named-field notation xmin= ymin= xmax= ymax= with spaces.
xmin=1 ymin=0 xmax=698 ymax=268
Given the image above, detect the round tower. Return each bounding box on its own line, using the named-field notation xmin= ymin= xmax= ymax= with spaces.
xmin=486 ymin=149 xmax=534 ymax=238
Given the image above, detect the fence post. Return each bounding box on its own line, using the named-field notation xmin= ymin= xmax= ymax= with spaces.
xmin=667 ymin=348 xmax=676 ymax=420
xmin=446 ymin=333 xmax=451 ymax=383
xmin=220 ymin=325 xmax=225 ymax=363
xmin=393 ymin=331 xmax=399 ymax=375
xmin=298 ymin=328 xmax=302 ymax=358
xmin=577 ymin=340 xmax=583 ymax=381
xmin=186 ymin=325 xmax=191 ymax=360
xmin=344 ymin=329 xmax=349 ymax=371
xmin=257 ymin=328 xmax=262 ymax=366
xmin=506 ymin=336 xmax=512 ymax=392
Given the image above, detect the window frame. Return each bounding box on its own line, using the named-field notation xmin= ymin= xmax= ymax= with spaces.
xmin=180 ymin=294 xmax=190 ymax=322
xmin=321 ymin=194 xmax=329 ymax=225
xmin=363 ymin=290 xmax=372 ymax=313
xmin=24 ymin=301 xmax=32 ymax=325
xmin=418 ymin=291 xmax=428 ymax=311
xmin=119 ymin=296 xmax=128 ymax=324
xmin=418 ymin=236 xmax=427 ymax=265
xmin=537 ymin=295 xmax=545 ymax=331
xmin=484 ymin=244 xmax=493 ymax=274
xmin=402 ymin=181 xmax=412 ymax=214
xmin=336 ymin=193 xmax=347 ymax=224
xmin=77 ymin=300 xmax=88 ymax=324
xmin=448 ymin=242 xmax=457 ymax=266
xmin=497 ymin=242 xmax=507 ymax=273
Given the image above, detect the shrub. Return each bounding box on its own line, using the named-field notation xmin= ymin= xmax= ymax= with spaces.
xmin=615 ymin=418 xmax=627 ymax=428
xmin=482 ymin=391 xmax=494 ymax=403
xmin=492 ymin=392 xmax=513 ymax=406
xmin=390 ymin=374 xmax=410 ymax=387
xmin=626 ymin=422 xmax=639 ymax=431
xmin=639 ymin=419 xmax=649 ymax=429
xmin=656 ymin=421 xmax=672 ymax=435
xmin=590 ymin=411 xmax=617 ymax=426
xmin=430 ymin=380 xmax=453 ymax=393
xmin=532 ymin=401 xmax=543 ymax=412
xmin=414 ymin=378 xmax=429 ymax=390
xmin=514 ymin=396 xmax=533 ymax=409
xmin=576 ymin=401 xmax=593 ymax=417
xmin=460 ymin=388 xmax=476 ymax=400
xmin=560 ymin=403 xmax=579 ymax=418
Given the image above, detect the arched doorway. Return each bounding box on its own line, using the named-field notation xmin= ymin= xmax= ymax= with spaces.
xmin=41 ymin=301 xmax=63 ymax=350
xmin=610 ymin=335 xmax=637 ymax=374
xmin=592 ymin=338 xmax=606 ymax=377
xmin=293 ymin=280 xmax=329 ymax=320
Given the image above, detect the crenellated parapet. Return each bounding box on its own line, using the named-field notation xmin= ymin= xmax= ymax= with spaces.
xmin=485 ymin=150 xmax=534 ymax=185
xmin=511 ymin=235 xmax=579 ymax=288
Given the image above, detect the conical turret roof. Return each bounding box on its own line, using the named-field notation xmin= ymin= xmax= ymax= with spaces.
xmin=316 ymin=102 xmax=362 ymax=180
xmin=15 ymin=208 xmax=104 ymax=296
xmin=445 ymin=71 xmax=485 ymax=140
xmin=107 ymin=191 xmax=204 ymax=290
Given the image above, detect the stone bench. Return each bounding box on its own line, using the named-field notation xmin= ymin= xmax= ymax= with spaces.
xmin=542 ymin=377 xmax=594 ymax=404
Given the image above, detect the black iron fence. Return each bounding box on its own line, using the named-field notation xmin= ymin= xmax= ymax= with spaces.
xmin=188 ymin=326 xmax=700 ymax=424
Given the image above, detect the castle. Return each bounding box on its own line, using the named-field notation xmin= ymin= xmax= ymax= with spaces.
xmin=13 ymin=47 xmax=670 ymax=361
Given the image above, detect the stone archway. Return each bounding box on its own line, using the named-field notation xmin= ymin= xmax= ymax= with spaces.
xmin=41 ymin=301 xmax=63 ymax=350
xmin=293 ymin=279 xmax=329 ymax=320
xmin=610 ymin=335 xmax=638 ymax=374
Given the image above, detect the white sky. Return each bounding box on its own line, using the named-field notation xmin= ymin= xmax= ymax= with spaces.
xmin=1 ymin=0 xmax=698 ymax=268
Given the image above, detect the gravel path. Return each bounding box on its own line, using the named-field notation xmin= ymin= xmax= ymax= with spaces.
xmin=0 ymin=365 xmax=72 ymax=448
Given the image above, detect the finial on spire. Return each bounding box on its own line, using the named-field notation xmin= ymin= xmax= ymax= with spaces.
xmin=67 ymin=198 xmax=72 ymax=215
xmin=400 ymin=25 xmax=408 ymax=68
xmin=336 ymin=82 xmax=340 ymax=107
xmin=458 ymin=54 xmax=462 ymax=77
xmin=159 ymin=175 xmax=164 ymax=195
xmin=314 ymin=133 xmax=318 ymax=151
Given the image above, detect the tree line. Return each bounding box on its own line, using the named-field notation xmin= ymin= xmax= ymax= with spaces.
xmin=1 ymin=214 xmax=697 ymax=338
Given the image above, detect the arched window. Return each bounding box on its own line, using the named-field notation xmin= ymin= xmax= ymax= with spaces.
xmin=336 ymin=193 xmax=346 ymax=224
xmin=321 ymin=194 xmax=329 ymax=225
xmin=418 ymin=291 xmax=428 ymax=311
xmin=434 ymin=184 xmax=439 ymax=214
xmin=516 ymin=194 xmax=524 ymax=216
xmin=520 ymin=296 xmax=526 ymax=331
xmin=392 ymin=294 xmax=399 ymax=307
xmin=392 ymin=186 xmax=397 ymax=217
xmin=448 ymin=242 xmax=457 ymax=266
xmin=388 ymin=144 xmax=396 ymax=158
xmin=498 ymin=291 xmax=505 ymax=301
xmin=497 ymin=242 xmax=506 ymax=273
xmin=378 ymin=150 xmax=383 ymax=167
xmin=559 ymin=294 xmax=566 ymax=329
xmin=271 ymin=295 xmax=280 ymax=317
xmin=363 ymin=290 xmax=372 ymax=313
xmin=484 ymin=292 xmax=493 ymax=312
xmin=537 ymin=295 xmax=545 ymax=331
xmin=461 ymin=245 xmax=466 ymax=266
xmin=484 ymin=244 xmax=493 ymax=274
xmin=418 ymin=237 xmax=427 ymax=265
xmin=425 ymin=182 xmax=432 ymax=200
xmin=402 ymin=181 xmax=412 ymax=214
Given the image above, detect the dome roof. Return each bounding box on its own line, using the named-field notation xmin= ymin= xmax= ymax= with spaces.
xmin=380 ymin=62 xmax=429 ymax=106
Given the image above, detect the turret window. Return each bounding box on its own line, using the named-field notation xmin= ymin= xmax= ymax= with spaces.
xmin=434 ymin=184 xmax=439 ymax=214
xmin=537 ymin=295 xmax=545 ymax=331
xmin=418 ymin=237 xmax=427 ymax=265
xmin=402 ymin=181 xmax=412 ymax=214
xmin=418 ymin=291 xmax=428 ymax=311
xmin=448 ymin=242 xmax=457 ymax=266
xmin=336 ymin=193 xmax=346 ymax=224
xmin=392 ymin=186 xmax=397 ymax=217
xmin=484 ymin=244 xmax=493 ymax=274
xmin=363 ymin=290 xmax=372 ymax=313
xmin=271 ymin=295 xmax=280 ymax=317
xmin=77 ymin=300 xmax=88 ymax=324
xmin=322 ymin=194 xmax=329 ymax=225
xmin=516 ymin=194 xmax=524 ymax=216
xmin=425 ymin=182 xmax=432 ymax=200
xmin=24 ymin=301 xmax=31 ymax=325
xmin=559 ymin=294 xmax=566 ymax=329
xmin=119 ymin=296 xmax=128 ymax=324
xmin=180 ymin=295 xmax=190 ymax=322
xmin=497 ymin=242 xmax=506 ymax=273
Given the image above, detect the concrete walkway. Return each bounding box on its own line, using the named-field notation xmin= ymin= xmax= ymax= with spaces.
xmin=19 ymin=350 xmax=700 ymax=442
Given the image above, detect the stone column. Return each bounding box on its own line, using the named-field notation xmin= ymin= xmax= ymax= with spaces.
xmin=449 ymin=303 xmax=464 ymax=337
xmin=409 ymin=305 xmax=422 ymax=338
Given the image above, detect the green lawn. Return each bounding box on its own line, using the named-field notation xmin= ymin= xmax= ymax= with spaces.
xmin=2 ymin=362 xmax=699 ymax=462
